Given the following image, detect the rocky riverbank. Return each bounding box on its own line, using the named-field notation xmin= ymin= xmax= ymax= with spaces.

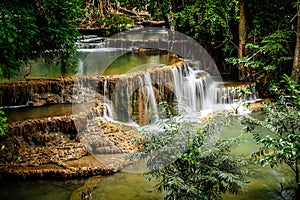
xmin=0 ymin=113 xmax=142 ymax=180
xmin=0 ymin=98 xmax=265 ymax=180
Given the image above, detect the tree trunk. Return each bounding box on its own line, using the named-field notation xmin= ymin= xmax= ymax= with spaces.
xmin=295 ymin=164 xmax=300 ymax=198
xmin=238 ymin=0 xmax=247 ymax=81
xmin=292 ymin=12 xmax=300 ymax=84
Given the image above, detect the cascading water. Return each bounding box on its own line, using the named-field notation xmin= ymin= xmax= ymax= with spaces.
xmin=74 ymin=60 xmax=256 ymax=126
xmin=144 ymin=72 xmax=159 ymax=123
xmin=95 ymin=61 xmax=223 ymax=124
xmin=71 ymin=28 xmax=258 ymax=175
xmin=171 ymin=62 xmax=216 ymax=116
xmin=103 ymin=80 xmax=113 ymax=119
xmin=213 ymin=82 xmax=257 ymax=104
xmin=77 ymin=59 xmax=84 ymax=75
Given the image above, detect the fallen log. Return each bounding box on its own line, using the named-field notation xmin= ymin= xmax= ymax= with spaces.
xmin=135 ymin=20 xmax=166 ymax=27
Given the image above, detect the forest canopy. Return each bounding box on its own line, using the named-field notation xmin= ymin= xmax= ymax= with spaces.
xmin=0 ymin=0 xmax=82 ymax=79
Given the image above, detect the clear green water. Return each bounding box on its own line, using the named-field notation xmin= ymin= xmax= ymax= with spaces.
xmin=84 ymin=173 xmax=163 ymax=200
xmin=4 ymin=104 xmax=73 ymax=123
xmin=4 ymin=50 xmax=178 ymax=81
xmin=3 ymin=103 xmax=94 ymax=122
xmin=85 ymin=115 xmax=293 ymax=200
xmin=221 ymin=116 xmax=294 ymax=200
xmin=0 ymin=113 xmax=294 ymax=199
xmin=0 ymin=179 xmax=85 ymax=200
xmin=102 ymin=51 xmax=178 ymax=76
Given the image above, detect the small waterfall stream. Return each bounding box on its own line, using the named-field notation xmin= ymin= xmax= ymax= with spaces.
xmin=144 ymin=72 xmax=159 ymax=123
xmin=213 ymin=82 xmax=257 ymax=104
xmin=171 ymin=62 xmax=215 ymax=115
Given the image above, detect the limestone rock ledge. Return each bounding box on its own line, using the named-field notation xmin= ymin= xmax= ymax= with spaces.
xmin=0 ymin=115 xmax=142 ymax=180
xmin=0 ymin=154 xmax=132 ymax=179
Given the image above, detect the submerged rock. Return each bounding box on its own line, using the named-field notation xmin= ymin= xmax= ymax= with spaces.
xmin=70 ymin=175 xmax=103 ymax=200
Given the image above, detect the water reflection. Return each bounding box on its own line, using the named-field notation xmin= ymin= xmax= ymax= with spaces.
xmin=221 ymin=118 xmax=293 ymax=200
xmin=0 ymin=179 xmax=85 ymax=200
xmin=4 ymin=104 xmax=73 ymax=122
xmin=10 ymin=50 xmax=178 ymax=80
xmin=78 ymin=173 xmax=163 ymax=200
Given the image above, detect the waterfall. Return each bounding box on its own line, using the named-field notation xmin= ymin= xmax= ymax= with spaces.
xmin=103 ymin=80 xmax=113 ymax=119
xmin=72 ymin=61 xmax=257 ymax=125
xmin=105 ymin=61 xmax=220 ymax=124
xmin=144 ymin=72 xmax=159 ymax=123
xmin=213 ymin=82 xmax=257 ymax=104
xmin=171 ymin=62 xmax=216 ymax=116
xmin=108 ymin=72 xmax=160 ymax=125
xmin=77 ymin=60 xmax=84 ymax=75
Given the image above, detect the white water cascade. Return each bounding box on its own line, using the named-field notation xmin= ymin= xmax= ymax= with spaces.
xmin=213 ymin=83 xmax=257 ymax=104
xmin=171 ymin=62 xmax=215 ymax=116
xmin=144 ymin=72 xmax=159 ymax=123
xmin=104 ymin=61 xmax=226 ymax=124
xmin=77 ymin=59 xmax=84 ymax=75
xmin=103 ymin=80 xmax=114 ymax=119
xmin=74 ymin=61 xmax=257 ymax=125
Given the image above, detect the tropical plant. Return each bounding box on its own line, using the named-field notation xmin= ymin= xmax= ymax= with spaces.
xmin=0 ymin=0 xmax=82 ymax=79
xmin=226 ymin=0 xmax=296 ymax=85
xmin=0 ymin=2 xmax=37 ymax=78
xmin=172 ymin=0 xmax=238 ymax=47
xmin=0 ymin=108 xmax=7 ymax=136
xmin=132 ymin=105 xmax=248 ymax=199
xmin=226 ymin=30 xmax=294 ymax=92
xmin=242 ymin=75 xmax=300 ymax=196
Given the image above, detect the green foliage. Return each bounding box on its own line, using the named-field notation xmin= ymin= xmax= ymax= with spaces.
xmin=172 ymin=0 xmax=238 ymax=48
xmin=147 ymin=0 xmax=171 ymax=22
xmin=98 ymin=13 xmax=133 ymax=33
xmin=226 ymin=30 xmax=293 ymax=90
xmin=248 ymin=0 xmax=295 ymax=40
xmin=242 ymin=76 xmax=300 ymax=187
xmin=0 ymin=0 xmax=82 ymax=79
xmin=117 ymin=0 xmax=147 ymax=10
xmin=132 ymin=106 xmax=248 ymax=199
xmin=228 ymin=87 xmax=252 ymax=114
xmin=119 ymin=0 xmax=296 ymax=84
xmin=0 ymin=108 xmax=7 ymax=136
xmin=226 ymin=0 xmax=296 ymax=89
xmin=270 ymin=74 xmax=300 ymax=107
xmin=0 ymin=2 xmax=37 ymax=78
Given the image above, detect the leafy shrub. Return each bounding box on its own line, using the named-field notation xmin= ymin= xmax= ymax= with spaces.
xmin=132 ymin=105 xmax=248 ymax=199
xmin=242 ymin=75 xmax=300 ymax=195
xmin=0 ymin=0 xmax=82 ymax=79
